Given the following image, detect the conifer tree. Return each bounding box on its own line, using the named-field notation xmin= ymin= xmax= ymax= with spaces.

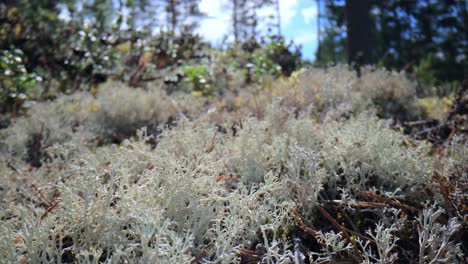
xmin=159 ymin=0 xmax=204 ymax=34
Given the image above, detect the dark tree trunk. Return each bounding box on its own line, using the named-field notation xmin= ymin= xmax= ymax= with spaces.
xmin=345 ymin=0 xmax=373 ymax=74
xmin=169 ymin=0 xmax=177 ymax=33
xmin=316 ymin=0 xmax=321 ymax=63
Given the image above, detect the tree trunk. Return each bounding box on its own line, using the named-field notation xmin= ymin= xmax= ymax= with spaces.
xmin=275 ymin=0 xmax=281 ymax=36
xmin=233 ymin=0 xmax=239 ymax=43
xmin=169 ymin=0 xmax=177 ymax=33
xmin=345 ymin=0 xmax=373 ymax=73
xmin=316 ymin=0 xmax=321 ymax=62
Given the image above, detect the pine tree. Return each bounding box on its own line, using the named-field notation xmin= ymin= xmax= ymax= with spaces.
xmin=228 ymin=0 xmax=274 ymax=44
xmin=317 ymin=0 xmax=468 ymax=83
xmin=345 ymin=0 xmax=373 ymax=73
xmin=159 ymin=0 xmax=203 ymax=34
xmin=82 ymin=0 xmax=116 ymax=32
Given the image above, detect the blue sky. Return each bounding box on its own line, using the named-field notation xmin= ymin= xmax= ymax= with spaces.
xmin=197 ymin=0 xmax=319 ymax=60
xmin=59 ymin=0 xmax=319 ymax=60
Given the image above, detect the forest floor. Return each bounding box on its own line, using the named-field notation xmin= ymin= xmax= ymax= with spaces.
xmin=0 ymin=66 xmax=466 ymax=263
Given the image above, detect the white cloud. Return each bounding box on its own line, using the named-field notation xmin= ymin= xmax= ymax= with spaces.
xmin=301 ymin=5 xmax=318 ymax=25
xmin=197 ymin=0 xmax=300 ymax=42
xmin=293 ymin=31 xmax=317 ymax=45
xmin=199 ymin=0 xmax=223 ymax=13
xmin=279 ymin=0 xmax=299 ymax=27
xmin=196 ymin=0 xmax=231 ymax=43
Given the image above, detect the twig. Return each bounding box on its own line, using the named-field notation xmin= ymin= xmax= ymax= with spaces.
xmin=324 ymin=200 xmax=388 ymax=209
xmin=237 ymin=248 xmax=259 ymax=256
xmin=8 ymin=162 xmax=52 ymax=207
xmin=315 ymin=259 xmax=332 ymax=264
xmin=321 ymin=202 xmax=376 ymax=242
xmin=433 ymin=126 xmax=457 ymax=155
xmin=413 ymin=124 xmax=445 ymax=137
xmin=168 ymin=97 xmax=188 ymax=120
xmin=30 ymin=182 xmax=52 ymax=207
xmin=432 ymin=170 xmax=454 ymax=218
xmin=190 ymin=243 xmax=213 ymax=264
xmin=237 ymin=248 xmax=261 ymax=264
xmin=361 ymin=191 xmax=419 ymax=213
xmin=318 ymin=207 xmax=362 ymax=262
xmin=404 ymin=120 xmax=438 ymax=127
xmin=41 ymin=199 xmax=60 ymax=220
xmin=341 ymin=226 xmax=374 ymax=244
xmin=291 ymin=207 xmax=376 ymax=247
xmin=204 ymin=130 xmax=217 ymax=153
xmin=290 ymin=208 xmax=318 ymax=238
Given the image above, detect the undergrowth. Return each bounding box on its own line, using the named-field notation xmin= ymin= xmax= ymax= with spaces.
xmin=0 ymin=66 xmax=466 ymax=263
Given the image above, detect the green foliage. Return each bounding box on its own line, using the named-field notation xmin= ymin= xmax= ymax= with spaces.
xmin=0 ymin=0 xmax=206 ymax=96
xmin=314 ymin=28 xmax=347 ymax=66
xmin=251 ymin=54 xmax=281 ymax=79
xmin=58 ymin=28 xmax=119 ymax=90
xmin=318 ymin=0 xmax=468 ymax=84
xmin=255 ymin=36 xmax=302 ymax=77
xmin=182 ymin=65 xmax=213 ymax=96
xmin=1 ymin=2 xmax=65 ymax=72
xmin=0 ymin=49 xmax=40 ymax=112
xmin=413 ymin=53 xmax=438 ymax=87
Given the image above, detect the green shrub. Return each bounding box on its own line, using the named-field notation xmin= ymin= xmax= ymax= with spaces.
xmin=182 ymin=65 xmax=213 ymax=96
xmin=0 ymin=49 xmax=40 ymax=113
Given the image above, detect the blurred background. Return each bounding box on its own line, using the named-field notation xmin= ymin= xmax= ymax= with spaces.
xmin=1 ymin=0 xmax=467 ymax=114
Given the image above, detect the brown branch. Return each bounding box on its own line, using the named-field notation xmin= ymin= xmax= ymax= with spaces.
xmin=190 ymin=243 xmax=213 ymax=264
xmin=290 ymin=208 xmax=318 ymax=239
xmin=30 ymin=182 xmax=52 ymax=207
xmin=237 ymin=248 xmax=261 ymax=264
xmin=316 ymin=260 xmax=333 ymax=264
xmin=7 ymin=162 xmax=51 ymax=207
xmin=404 ymin=119 xmax=438 ymax=127
xmin=324 ymin=200 xmax=388 ymax=209
xmin=361 ymin=191 xmax=419 ymax=213
xmin=432 ymin=170 xmax=455 ymax=218
xmin=41 ymin=199 xmax=60 ymax=220
xmin=318 ymin=207 xmax=362 ymax=262
xmin=204 ymin=131 xmax=217 ymax=154
xmin=413 ymin=124 xmax=445 ymax=137
xmin=291 ymin=207 xmax=375 ymax=255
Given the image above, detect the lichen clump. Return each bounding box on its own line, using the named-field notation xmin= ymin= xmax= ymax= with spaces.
xmin=0 ymin=66 xmax=465 ymax=263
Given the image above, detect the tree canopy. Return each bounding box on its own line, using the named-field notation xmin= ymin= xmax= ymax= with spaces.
xmin=316 ymin=0 xmax=467 ymax=85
